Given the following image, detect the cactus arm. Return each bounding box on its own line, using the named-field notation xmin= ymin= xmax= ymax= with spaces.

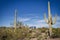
xmin=52 ymin=14 xmax=57 ymax=25
xmin=44 ymin=13 xmax=48 ymax=24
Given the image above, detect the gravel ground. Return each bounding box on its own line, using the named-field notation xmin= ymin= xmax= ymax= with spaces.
xmin=49 ymin=38 xmax=60 ymax=40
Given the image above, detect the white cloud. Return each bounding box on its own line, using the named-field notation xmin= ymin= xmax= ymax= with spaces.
xmin=37 ymin=20 xmax=45 ymax=22
xmin=17 ymin=16 xmax=60 ymax=28
xmin=26 ymin=19 xmax=48 ymax=28
xmin=29 ymin=16 xmax=60 ymax=28
xmin=27 ymin=23 xmax=48 ymax=28
xmin=17 ymin=17 xmax=31 ymax=22
xmin=36 ymin=20 xmax=48 ymax=27
xmin=57 ymin=16 xmax=60 ymax=21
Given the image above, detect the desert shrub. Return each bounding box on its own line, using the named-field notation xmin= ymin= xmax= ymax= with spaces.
xmin=0 ymin=27 xmax=60 ymax=40
xmin=52 ymin=28 xmax=60 ymax=38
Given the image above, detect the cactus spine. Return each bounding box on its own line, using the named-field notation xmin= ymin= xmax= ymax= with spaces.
xmin=44 ymin=1 xmax=57 ymax=37
xmin=14 ymin=9 xmax=17 ymax=32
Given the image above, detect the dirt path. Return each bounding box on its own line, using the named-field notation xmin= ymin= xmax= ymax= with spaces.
xmin=49 ymin=38 xmax=60 ymax=40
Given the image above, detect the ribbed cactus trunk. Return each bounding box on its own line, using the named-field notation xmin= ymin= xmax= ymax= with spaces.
xmin=44 ymin=1 xmax=57 ymax=37
xmin=49 ymin=23 xmax=52 ymax=36
xmin=14 ymin=9 xmax=17 ymax=32
xmin=48 ymin=1 xmax=52 ymax=36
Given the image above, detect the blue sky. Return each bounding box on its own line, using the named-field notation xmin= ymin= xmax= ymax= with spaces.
xmin=0 ymin=0 xmax=60 ymax=28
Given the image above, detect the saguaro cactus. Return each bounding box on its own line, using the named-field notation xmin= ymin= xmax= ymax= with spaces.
xmin=44 ymin=1 xmax=57 ymax=37
xmin=14 ymin=9 xmax=17 ymax=32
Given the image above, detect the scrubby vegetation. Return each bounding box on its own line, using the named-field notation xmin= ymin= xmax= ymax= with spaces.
xmin=0 ymin=26 xmax=60 ymax=40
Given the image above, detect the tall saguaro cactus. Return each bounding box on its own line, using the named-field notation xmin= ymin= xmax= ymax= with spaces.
xmin=14 ymin=9 xmax=17 ymax=32
xmin=44 ymin=1 xmax=57 ymax=36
